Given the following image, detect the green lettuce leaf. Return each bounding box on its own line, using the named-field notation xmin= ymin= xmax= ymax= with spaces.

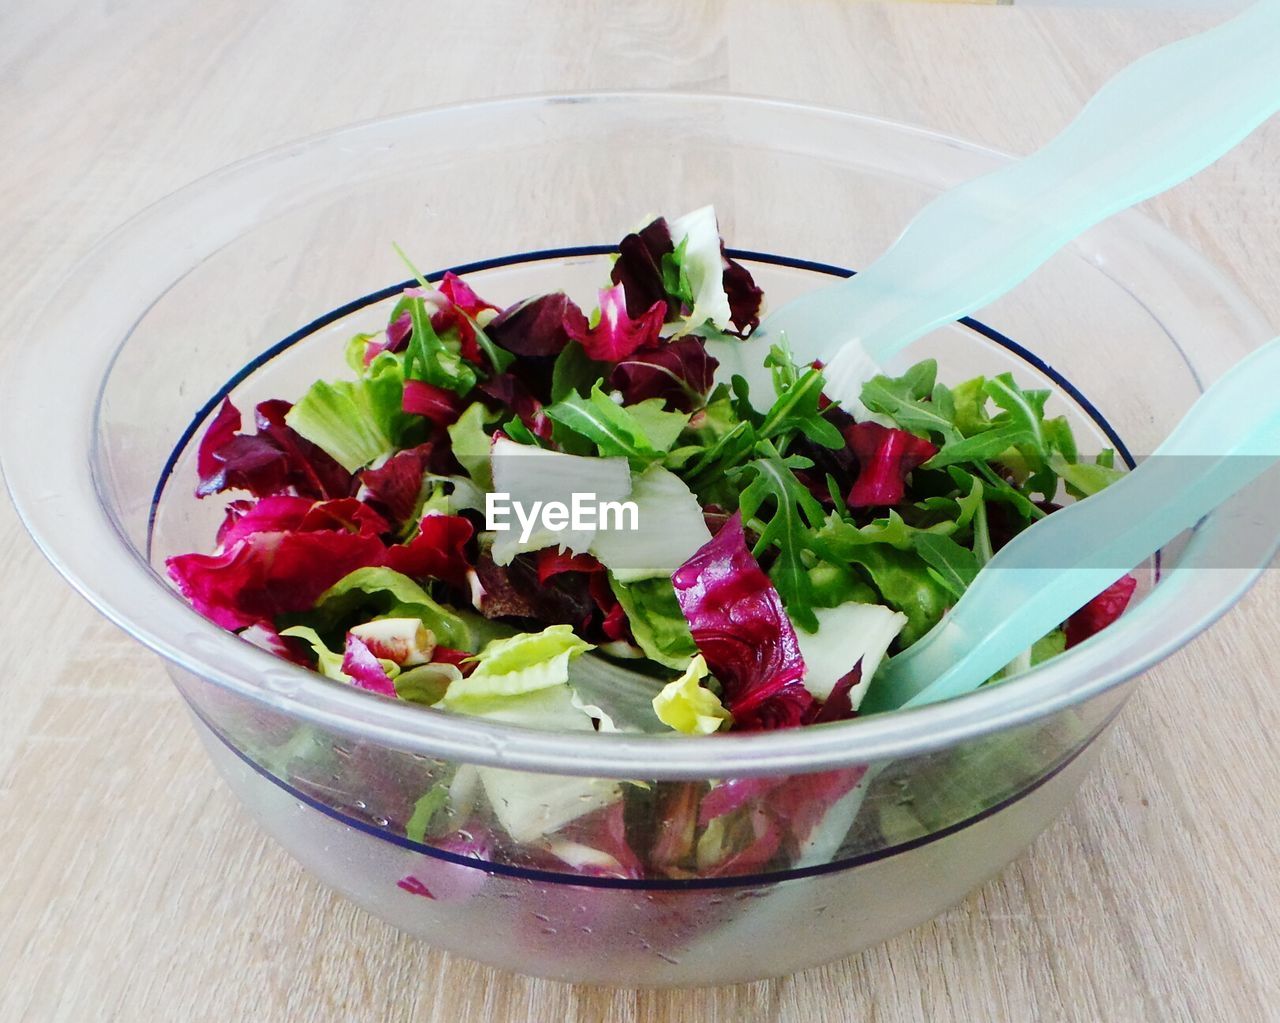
xmin=735 ymin=441 xmax=826 ymax=631
xmin=608 ymin=576 xmax=698 ymax=669
xmin=278 ymin=626 xmax=347 ymax=680
xmin=285 ymin=352 xmax=414 ymax=472
xmin=447 ymin=401 xmax=495 ymax=490
xmin=308 ymin=567 xmax=472 ymax=650
xmin=440 ymin=625 xmax=593 ymax=711
xmin=545 ymin=383 xmax=689 ymax=465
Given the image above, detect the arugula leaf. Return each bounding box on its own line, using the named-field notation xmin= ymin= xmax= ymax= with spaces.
xmin=951 ymin=376 xmax=992 ymax=437
xmin=448 ymin=402 xmax=495 ymax=489
xmin=912 ymin=473 xmax=984 ymax=532
xmin=815 ymin=509 xmax=961 ymax=558
xmin=681 ymin=420 xmax=758 ymax=503
xmin=972 ymin=495 xmax=994 ymax=565
xmin=734 ymin=441 xmax=826 ymax=631
xmin=972 ymin=461 xmax=1046 ymax=520
xmin=1043 ymin=416 xmax=1078 ymax=463
xmin=1050 ymin=453 xmax=1127 ymax=498
xmin=861 ymin=366 xmax=963 ymax=444
xmin=501 ymin=417 xmax=543 ymax=447
xmin=627 ymin=398 xmax=691 ymax=452
xmin=759 ymin=367 xmax=844 ymax=452
xmin=765 ymin=341 xmax=801 ymax=394
xmin=460 ymin=309 xmax=514 ymax=373
xmin=984 ymin=373 xmax=1049 ymax=452
xmin=405 ymin=296 xmax=478 ymax=395
xmin=923 ymin=422 xmax=1035 ymax=470
xmin=913 ymin=532 xmax=981 ymax=599
xmin=544 ymin=383 xmax=687 ymax=465
xmin=550 ymin=340 xmax=607 ymax=402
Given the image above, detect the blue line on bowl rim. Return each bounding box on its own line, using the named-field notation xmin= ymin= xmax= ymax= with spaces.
xmin=188 ymin=695 xmax=1121 ymax=892
xmin=145 ymin=245 xmax=1138 ymax=554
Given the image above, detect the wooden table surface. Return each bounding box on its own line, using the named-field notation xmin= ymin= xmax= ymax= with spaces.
xmin=3 ymin=2 xmax=1278 ymax=1020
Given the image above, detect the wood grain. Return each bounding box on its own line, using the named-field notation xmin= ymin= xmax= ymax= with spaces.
xmin=2 ymin=2 xmax=1278 ymax=1020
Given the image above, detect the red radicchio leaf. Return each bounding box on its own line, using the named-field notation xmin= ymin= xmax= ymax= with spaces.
xmin=196 ymin=398 xmax=355 ymax=501
xmin=217 ymin=495 xmax=386 ymax=549
xmin=197 ymin=399 xmax=241 ymax=485
xmin=706 ymin=809 xmax=784 ymax=877
xmin=436 ymin=272 xmax=497 ymax=366
xmin=600 ymin=600 xmax=630 ymax=642
xmin=402 ymin=379 xmax=465 ymax=426
xmin=363 ymin=312 xmax=413 ymax=365
xmin=535 ymin=548 xmax=604 ymax=584
xmin=217 ymin=498 xmax=272 ymax=548
xmin=169 ymin=505 xmax=465 ymax=630
xmin=547 ymin=801 xmax=643 ymax=879
xmin=477 ymin=372 xmax=553 ymax=439
xmin=471 ymin=552 xmax=594 ymax=629
xmin=399 ymin=829 xmax=495 ymax=903
xmin=569 ymin=284 xmax=665 ymax=362
xmin=608 ymin=337 xmax=718 ymax=413
xmin=720 ymin=246 xmax=764 ymax=337
xmin=534 ymin=550 xmax=628 ymax=641
xmin=696 ymin=764 xmax=868 ymax=874
xmin=238 ymin=622 xmax=311 ymax=666
xmin=845 ymin=422 xmax=939 ymax=508
xmin=297 ymin=497 xmax=390 ymax=537
xmin=438 ymin=272 xmax=492 ymax=317
xmin=341 ymin=634 xmax=398 ymax=697
xmin=385 ymin=514 xmax=474 ymax=589
xmin=430 ymin=646 xmax=476 ymax=675
xmin=396 ymin=876 xmax=435 ymax=898
xmin=486 ymin=292 xmax=588 ymax=358
xmin=1065 ymin=574 xmax=1137 ymax=648
xmin=670 ymin=512 xmax=814 ymax=730
xmin=359 ymin=443 xmax=435 ymax=525
xmin=699 ymin=776 xmax=779 ymax=825
xmin=167 ymin=530 xmax=389 ymax=631
xmin=611 ymin=217 xmax=679 ymax=320
xmin=806 ymin=660 xmax=863 ymax=725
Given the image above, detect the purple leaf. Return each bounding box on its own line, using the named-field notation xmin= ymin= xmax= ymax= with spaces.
xmin=608 ymin=337 xmax=718 ymax=412
xmin=487 ymin=292 xmax=588 ymax=358
xmin=670 ymin=512 xmax=814 ymax=730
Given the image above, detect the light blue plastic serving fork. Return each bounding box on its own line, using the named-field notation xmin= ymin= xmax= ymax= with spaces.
xmin=859 ymin=336 xmax=1280 ymax=716
xmin=713 ymin=0 xmax=1280 ymax=408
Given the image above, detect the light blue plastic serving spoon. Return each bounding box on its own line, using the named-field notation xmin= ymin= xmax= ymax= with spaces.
xmin=859 ymin=336 xmax=1280 ymax=715
xmin=713 ymin=0 xmax=1280 ymax=409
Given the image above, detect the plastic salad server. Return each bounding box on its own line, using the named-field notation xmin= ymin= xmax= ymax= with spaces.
xmin=860 ymin=336 xmax=1280 ymax=715
xmin=713 ymin=0 xmax=1280 ymax=408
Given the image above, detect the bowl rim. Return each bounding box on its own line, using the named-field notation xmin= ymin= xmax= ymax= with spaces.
xmin=2 ymin=90 xmax=1275 ymax=780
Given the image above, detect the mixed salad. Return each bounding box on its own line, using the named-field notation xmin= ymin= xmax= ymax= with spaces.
xmin=168 ymin=206 xmax=1136 ymax=880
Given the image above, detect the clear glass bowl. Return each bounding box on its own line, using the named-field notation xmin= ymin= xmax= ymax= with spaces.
xmin=2 ymin=94 xmax=1274 ymax=986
